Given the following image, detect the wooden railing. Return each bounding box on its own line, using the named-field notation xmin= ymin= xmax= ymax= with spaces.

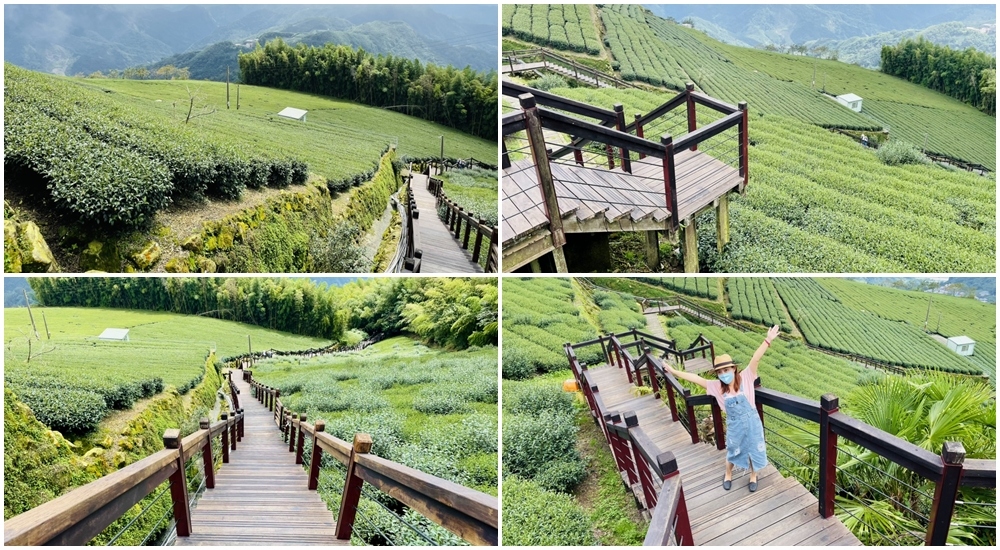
xmin=243 ymin=370 xmax=499 ymax=545
xmin=501 ymin=48 xmax=636 ymax=89
xmin=564 ymin=341 xmax=694 ymax=545
xmin=590 ymin=336 xmax=996 ymax=547
xmin=4 ymin=400 xmax=245 ymax=546
xmin=426 ymin=175 xmax=499 ymax=272
xmin=401 ymin=175 xmax=423 ymax=273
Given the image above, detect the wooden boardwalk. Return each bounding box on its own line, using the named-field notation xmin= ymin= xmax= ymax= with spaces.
xmin=409 ymin=172 xmax=484 ymax=273
xmin=589 ymin=361 xmax=861 ymax=545
xmin=175 ymin=376 xmax=346 ymax=546
xmin=501 ymin=150 xmax=741 ymax=246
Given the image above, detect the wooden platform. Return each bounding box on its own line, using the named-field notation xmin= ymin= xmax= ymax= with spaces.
xmin=502 ymin=60 xmax=616 ymax=89
xmin=409 ymin=172 xmax=484 ymax=273
xmin=588 ymin=359 xmax=861 ymax=545
xmin=175 ymin=376 xmax=347 ymax=546
xmin=501 ymin=149 xmax=741 ymax=246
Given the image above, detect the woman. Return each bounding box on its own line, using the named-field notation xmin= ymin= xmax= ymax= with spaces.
xmin=665 ymin=325 xmax=779 ymax=492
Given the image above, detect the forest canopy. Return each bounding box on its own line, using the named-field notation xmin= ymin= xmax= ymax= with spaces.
xmin=238 ymin=40 xmax=497 ymax=140
xmin=28 ymin=277 xmax=497 ymax=349
xmin=881 ymin=37 xmax=996 ymax=115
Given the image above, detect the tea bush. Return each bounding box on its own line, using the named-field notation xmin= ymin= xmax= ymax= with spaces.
xmin=501 ymin=477 xmax=596 ymax=546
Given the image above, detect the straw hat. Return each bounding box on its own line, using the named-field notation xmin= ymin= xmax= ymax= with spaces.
xmin=712 ymin=354 xmax=738 ymax=371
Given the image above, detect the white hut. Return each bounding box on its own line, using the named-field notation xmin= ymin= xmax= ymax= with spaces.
xmin=277 ymin=107 xmax=308 ymax=122
xmin=835 ymin=93 xmax=863 ymax=112
xmin=99 ymin=328 xmax=130 ymax=342
xmin=946 ymin=336 xmax=975 ymax=356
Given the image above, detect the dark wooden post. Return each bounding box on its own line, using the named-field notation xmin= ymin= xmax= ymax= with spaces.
xmin=230 ymin=415 xmax=237 ymax=451
xmin=220 ymin=413 xmax=230 ymax=463
xmin=665 ymin=379 xmax=679 ymax=421
xmin=288 ymin=412 xmax=297 ymax=452
xmin=710 ymin=400 xmax=725 ymax=450
xmin=614 ymin=104 xmax=631 ymax=173
xmin=661 ymin=135 xmax=679 ymax=232
xmin=684 ymin=391 xmax=700 ymax=444
xmin=753 ymin=377 xmax=764 ymax=427
xmin=164 ymin=429 xmax=192 ymax=537
xmin=519 ymin=93 xmax=567 ymax=270
xmin=663 ymin=458 xmax=694 ymax=545
xmin=573 ymin=148 xmax=584 ymax=166
xmin=685 ymin=83 xmax=697 ymax=151
xmin=738 ymin=101 xmax=749 ymax=188
xmin=295 ymin=414 xmax=307 ymax=465
xmin=237 ymin=409 xmax=244 ymax=440
xmin=199 ymin=419 xmax=215 ymax=489
xmin=643 ymin=345 xmax=660 ymax=397
xmin=336 ymin=433 xmax=373 ymax=540
xmin=635 ymin=113 xmax=646 ymax=159
xmin=818 ymin=394 xmax=839 ymax=518
xmin=502 ymin=140 xmax=511 ymax=169
xmin=273 ymin=389 xmax=280 ymax=412
xmin=620 ymin=412 xmax=640 ymax=486
xmin=462 ymin=216 xmax=473 ymax=249
xmin=926 ymin=442 xmax=966 ymax=546
xmin=471 ymin=220 xmax=485 ymax=264
xmin=308 ymin=421 xmax=325 ymax=490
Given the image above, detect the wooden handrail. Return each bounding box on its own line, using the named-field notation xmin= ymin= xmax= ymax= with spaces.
xmin=427 ymin=174 xmax=499 ymax=272
xmin=502 ymin=80 xmax=617 ymax=123
xmin=243 ymin=370 xmax=499 ymax=545
xmin=4 ymin=409 xmax=244 ymax=546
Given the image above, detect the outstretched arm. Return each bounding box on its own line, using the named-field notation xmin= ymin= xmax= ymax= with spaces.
xmin=664 ymin=361 xmax=710 ymax=389
xmin=746 ymin=325 xmax=780 ymax=378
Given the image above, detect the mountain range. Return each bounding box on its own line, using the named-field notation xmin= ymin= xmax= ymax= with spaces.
xmin=4 ymin=4 xmax=498 ymax=76
xmin=644 ymin=4 xmax=995 ymax=67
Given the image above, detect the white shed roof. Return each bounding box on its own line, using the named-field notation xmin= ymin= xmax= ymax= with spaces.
xmin=947 ymin=335 xmax=976 ymax=345
xmin=837 ymin=93 xmax=863 ymax=102
xmin=99 ymin=328 xmax=130 ymax=340
xmin=277 ymin=107 xmax=308 ymax=120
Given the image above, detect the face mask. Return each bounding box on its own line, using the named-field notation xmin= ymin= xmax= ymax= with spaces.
xmin=719 ymin=372 xmax=735 ymax=385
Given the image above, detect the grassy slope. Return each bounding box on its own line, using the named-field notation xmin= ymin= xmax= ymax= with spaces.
xmin=75 ymin=78 xmax=497 ymax=181
xmin=818 ymin=279 xmax=996 ymax=384
xmin=4 ymin=307 xmax=330 ymax=387
xmin=437 ymin=168 xmax=499 ymax=226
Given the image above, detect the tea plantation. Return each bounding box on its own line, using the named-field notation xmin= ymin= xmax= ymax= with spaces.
xmin=3 ymin=307 xmax=329 ymax=433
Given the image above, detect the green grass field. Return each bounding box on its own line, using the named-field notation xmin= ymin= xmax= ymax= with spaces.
xmin=85 ymin=78 xmax=497 ymax=181
xmin=437 ymin=167 xmax=499 ymax=227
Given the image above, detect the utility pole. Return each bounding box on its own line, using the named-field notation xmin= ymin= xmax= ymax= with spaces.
xmin=226 ymin=66 xmax=231 ymax=109
xmin=812 ymin=62 xmax=816 ymax=89
xmin=924 ymin=295 xmax=932 ymax=332
xmin=24 ymin=289 xmax=39 ymax=340
xmin=41 ymin=311 xmax=51 ymax=340
xmin=237 ymin=83 xmax=240 ymax=110
xmin=440 ymin=135 xmax=444 ymax=161
xmin=247 ymin=335 xmax=253 ymax=366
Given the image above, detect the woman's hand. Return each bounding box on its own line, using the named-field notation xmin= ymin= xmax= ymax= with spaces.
xmin=765 ymin=325 xmax=780 ymax=344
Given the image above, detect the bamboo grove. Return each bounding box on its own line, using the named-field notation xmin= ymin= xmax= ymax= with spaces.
xmin=29 ymin=277 xmax=498 ymax=350
xmin=238 ymin=40 xmax=497 ymax=140
xmin=881 ymin=37 xmax=997 ymax=115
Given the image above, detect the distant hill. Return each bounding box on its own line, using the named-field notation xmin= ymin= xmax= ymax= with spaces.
xmin=851 ymin=277 xmax=996 ymax=304
xmin=645 ymin=4 xmax=995 ymax=62
xmin=4 ymin=278 xmax=37 ymax=308
xmin=4 ymin=4 xmax=497 ymax=76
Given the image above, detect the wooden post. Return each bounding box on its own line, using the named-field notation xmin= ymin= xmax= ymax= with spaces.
xmin=230 ymin=415 xmax=237 ymax=451
xmin=685 ymin=83 xmax=697 ymax=151
xmin=502 ymin=140 xmax=511 ymax=169
xmin=926 ymin=442 xmax=966 ymax=546
xmin=682 ymin=217 xmax=698 ymax=273
xmin=335 ymin=433 xmax=373 ymax=540
xmin=644 ymin=230 xmax=659 ymax=270
xmin=295 ymin=414 xmax=307 ymax=465
xmin=199 ymin=419 xmax=215 ymax=489
xmin=520 ymin=93 xmax=567 ymax=255
xmin=237 ymin=409 xmax=244 ymax=440
xmin=440 ymin=135 xmax=444 ymax=161
xmin=664 ymin=463 xmax=694 ymax=545
xmin=818 ymin=394 xmax=838 ymax=518
xmin=24 ymin=289 xmax=39 ymax=340
xmin=573 ymin=148 xmax=584 ymax=166
xmin=226 ymin=66 xmax=230 ymax=109
xmin=307 ymin=421 xmax=325 ymax=490
xmin=685 ymin=393 xmax=700 ymax=444
xmin=164 ymin=429 xmax=192 ymax=537
xmin=614 ymin=103 xmax=631 ymax=173
xmin=738 ymin=101 xmax=749 ymax=189
xmin=635 ymin=113 xmax=645 ymax=159
xmin=716 ymin=195 xmax=730 ymax=253
xmin=462 ymin=216 xmax=473 ymax=249
xmin=620 ymin=412 xmax=640 ymax=487
xmin=236 ymin=82 xmax=240 ymax=110
xmin=606 ymin=142 xmax=615 ymax=170
xmin=273 ymin=389 xmax=280 ymax=412
xmin=288 ymin=411 xmax=296 ymax=451
xmin=41 ymin=311 xmax=51 ymax=340
xmin=472 ymin=221 xmax=485 ymax=264
xmin=753 ymin=377 xmax=764 ymax=427
xmin=665 ymin=379 xmax=679 ymax=422
xmin=661 ymin=135 xmax=679 ymax=232
xmin=710 ymin=400 xmax=725 ymax=450
xmin=220 ymin=413 xmax=230 ymax=464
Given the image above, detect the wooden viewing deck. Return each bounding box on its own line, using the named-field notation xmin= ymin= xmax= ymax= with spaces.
xmin=502 ymin=49 xmax=636 ymax=89
xmin=175 ymin=376 xmax=344 ymax=546
xmin=587 ymin=363 xmax=861 ymax=545
xmin=501 ymin=81 xmax=748 ymax=272
xmin=405 ymin=172 xmax=484 ymax=273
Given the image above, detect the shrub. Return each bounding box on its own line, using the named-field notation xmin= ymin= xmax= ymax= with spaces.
xmin=456 ymin=452 xmax=499 ymax=488
xmin=503 ymin=411 xmax=580 ymax=478
xmin=534 ymin=459 xmax=588 ymax=493
xmin=875 ymin=140 xmax=930 ymax=166
xmin=532 ymin=74 xmax=569 ymax=91
xmin=501 ymin=477 xmax=596 ymax=546
xmin=502 ymin=347 xmax=535 ymax=380
xmin=413 ymin=388 xmax=469 ymax=415
xmin=504 ymin=384 xmax=575 ymax=417
xmin=15 ymin=387 xmax=108 ymax=434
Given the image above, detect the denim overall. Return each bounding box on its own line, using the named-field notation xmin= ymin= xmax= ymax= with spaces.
xmin=724 ymin=392 xmax=768 ymax=471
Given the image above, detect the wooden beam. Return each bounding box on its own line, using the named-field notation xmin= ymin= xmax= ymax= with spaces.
xmin=672 ymin=111 xmax=742 ymax=151
xmin=502 ymin=231 xmax=554 ymax=272
xmin=682 ymin=217 xmax=698 ymax=273
xmin=520 ymin=94 xmax=567 ymax=251
xmin=503 ymin=80 xmax=617 ymax=122
xmin=716 ymin=194 xmax=730 ymax=252
xmin=644 ymin=231 xmax=660 ymax=270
